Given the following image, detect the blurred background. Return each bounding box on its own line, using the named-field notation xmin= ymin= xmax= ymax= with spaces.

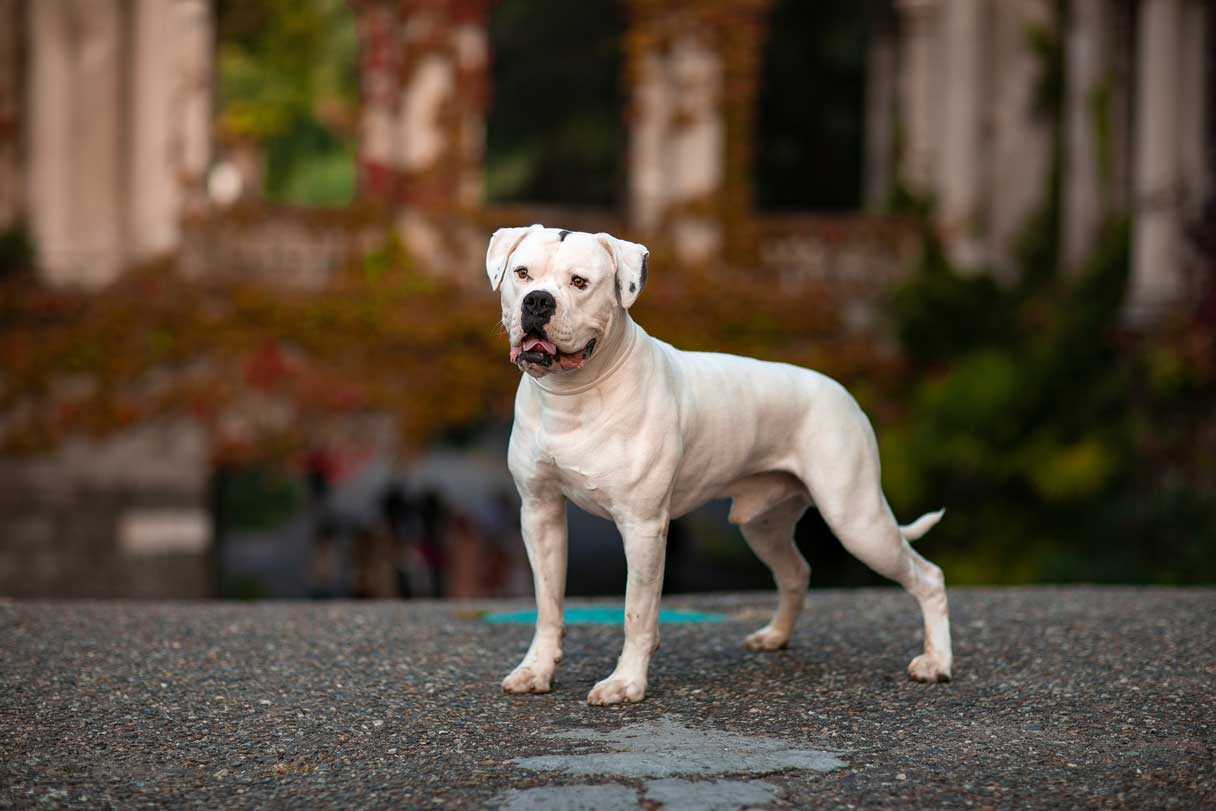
xmin=0 ymin=0 xmax=1212 ymax=600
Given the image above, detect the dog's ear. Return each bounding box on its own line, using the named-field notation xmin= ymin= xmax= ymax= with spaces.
xmin=596 ymin=233 xmax=650 ymax=309
xmin=486 ymin=224 xmax=542 ymax=291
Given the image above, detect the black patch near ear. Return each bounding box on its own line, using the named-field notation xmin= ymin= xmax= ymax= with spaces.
xmin=640 ymin=253 xmax=649 ymax=289
xmin=629 ymin=282 xmax=636 ymax=293
xmin=558 ymin=230 xmax=571 ymax=242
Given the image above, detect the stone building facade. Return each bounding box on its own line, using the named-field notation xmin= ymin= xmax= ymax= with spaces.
xmin=1 ymin=0 xmax=1210 ymax=312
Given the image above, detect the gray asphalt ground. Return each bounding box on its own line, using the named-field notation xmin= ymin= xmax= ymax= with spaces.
xmin=2 ymin=588 xmax=1213 ymax=810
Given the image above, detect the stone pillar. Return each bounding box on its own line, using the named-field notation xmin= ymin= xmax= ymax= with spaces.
xmin=988 ymin=0 xmax=1053 ymax=278
xmin=864 ymin=4 xmax=898 ymax=212
xmin=0 ymin=0 xmax=23 ymax=232
xmin=895 ymin=0 xmax=941 ymax=196
xmin=352 ymin=0 xmax=489 ymax=274
xmin=1063 ymin=0 xmax=1113 ymax=275
xmin=27 ymin=1 xmax=73 ymax=279
xmin=353 ymin=0 xmax=403 ymax=203
xmin=172 ymin=1 xmax=214 ymax=220
xmin=1177 ymin=0 xmax=1209 ymax=216
xmin=665 ymin=29 xmax=725 ymax=264
xmin=628 ymin=35 xmax=670 ymax=234
xmin=27 ymin=0 xmax=127 ymax=287
xmin=936 ymin=0 xmax=987 ymax=269
xmin=129 ymin=0 xmax=180 ymax=262
xmin=128 ymin=0 xmax=213 ymax=262
xmin=626 ymin=0 xmax=768 ymax=264
xmin=1128 ymin=0 xmax=1185 ymax=324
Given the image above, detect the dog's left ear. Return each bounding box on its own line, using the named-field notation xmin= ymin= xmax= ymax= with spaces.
xmin=596 ymin=233 xmax=649 ymax=309
xmin=486 ymin=224 xmax=542 ymax=291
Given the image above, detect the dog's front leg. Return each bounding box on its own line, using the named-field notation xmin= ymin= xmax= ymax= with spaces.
xmin=587 ymin=515 xmax=668 ymax=705
xmin=502 ymin=495 xmax=567 ymax=694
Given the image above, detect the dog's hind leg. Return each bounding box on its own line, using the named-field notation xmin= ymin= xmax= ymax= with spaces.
xmin=729 ymin=477 xmax=812 ymax=651
xmin=814 ymin=485 xmax=952 ymax=681
xmin=798 ymin=409 xmax=953 ymax=682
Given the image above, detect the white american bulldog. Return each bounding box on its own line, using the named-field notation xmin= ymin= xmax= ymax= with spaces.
xmin=488 ymin=224 xmax=953 ymax=706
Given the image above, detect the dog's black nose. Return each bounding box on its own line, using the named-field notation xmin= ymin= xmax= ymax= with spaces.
xmin=521 ymin=290 xmax=556 ymax=333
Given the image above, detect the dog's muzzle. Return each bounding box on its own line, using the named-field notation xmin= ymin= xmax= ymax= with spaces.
xmin=511 ymin=337 xmax=598 ymax=370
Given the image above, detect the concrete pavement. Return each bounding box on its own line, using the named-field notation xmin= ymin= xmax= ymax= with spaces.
xmin=1 ymin=588 xmax=1213 ymax=809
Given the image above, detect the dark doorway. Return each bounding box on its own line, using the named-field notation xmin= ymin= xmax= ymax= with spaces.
xmin=755 ymin=0 xmax=868 ymax=211
xmin=486 ymin=0 xmax=624 ymax=207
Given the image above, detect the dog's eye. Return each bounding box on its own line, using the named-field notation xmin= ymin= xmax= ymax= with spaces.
xmin=571 ymin=275 xmax=589 ymax=290
xmin=514 ymin=267 xmax=529 ymax=280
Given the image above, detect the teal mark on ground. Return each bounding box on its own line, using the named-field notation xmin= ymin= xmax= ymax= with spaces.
xmin=483 ymin=607 xmax=725 ymax=624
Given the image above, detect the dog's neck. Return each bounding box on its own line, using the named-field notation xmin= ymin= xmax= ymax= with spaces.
xmin=529 ymin=313 xmax=641 ymax=397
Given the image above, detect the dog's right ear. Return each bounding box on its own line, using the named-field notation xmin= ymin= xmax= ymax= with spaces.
xmin=486 ymin=225 xmax=542 ymax=291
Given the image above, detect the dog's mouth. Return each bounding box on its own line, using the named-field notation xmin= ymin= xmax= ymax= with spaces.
xmin=510 ymin=334 xmax=597 ymax=371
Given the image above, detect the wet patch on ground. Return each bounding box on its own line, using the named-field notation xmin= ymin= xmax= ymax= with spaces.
xmin=492 ymin=716 xmax=845 ymax=809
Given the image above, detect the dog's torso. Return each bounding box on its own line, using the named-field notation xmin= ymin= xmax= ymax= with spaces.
xmin=508 ymin=319 xmax=867 ymax=522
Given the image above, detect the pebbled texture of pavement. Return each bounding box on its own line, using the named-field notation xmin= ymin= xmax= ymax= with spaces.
xmin=1 ymin=587 xmax=1213 ymax=810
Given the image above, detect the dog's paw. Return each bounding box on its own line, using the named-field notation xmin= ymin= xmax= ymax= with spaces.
xmin=907 ymin=654 xmax=952 ymax=683
xmin=502 ymin=665 xmax=554 ymax=694
xmin=586 ymin=675 xmax=646 ymax=706
xmin=743 ymin=625 xmax=790 ymax=652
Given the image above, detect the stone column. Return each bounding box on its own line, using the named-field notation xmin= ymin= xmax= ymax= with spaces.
xmin=64 ymin=0 xmax=126 ymax=285
xmin=129 ymin=0 xmax=181 ymax=262
xmin=936 ymin=0 xmax=987 ymax=269
xmin=627 ymin=4 xmax=727 ymax=263
xmin=628 ymin=38 xmax=671 ymax=234
xmin=128 ymin=0 xmax=213 ymax=262
xmin=988 ymin=0 xmax=1053 ymax=278
xmin=864 ymin=5 xmax=898 ymax=212
xmin=626 ymin=0 xmax=768 ymax=265
xmin=352 ymin=0 xmax=489 ymax=275
xmin=353 ymin=0 xmax=403 ymax=204
xmin=27 ymin=0 xmax=77 ymax=282
xmin=1128 ymin=0 xmax=1185 ymax=324
xmin=665 ymin=29 xmax=725 ymax=264
xmin=172 ymin=0 xmax=214 ymax=220
xmin=1062 ymin=0 xmax=1112 ymax=275
xmin=1177 ymin=0 xmax=1209 ymax=216
xmin=0 ymin=0 xmax=22 ymax=232
xmin=27 ymin=0 xmax=127 ymax=287
xmin=895 ymin=0 xmax=941 ymax=196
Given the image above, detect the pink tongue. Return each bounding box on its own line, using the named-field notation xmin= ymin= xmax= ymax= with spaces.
xmin=510 ymin=338 xmax=558 ymax=364
xmin=523 ymin=337 xmax=557 ymax=354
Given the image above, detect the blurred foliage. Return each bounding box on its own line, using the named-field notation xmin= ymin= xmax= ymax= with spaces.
xmin=0 ymin=221 xmax=892 ymax=466
xmin=881 ymin=218 xmax=1216 ymax=584
xmin=872 ymin=0 xmax=1216 ymax=585
xmin=486 ymin=0 xmax=624 ymax=206
xmin=217 ymin=0 xmax=358 ymax=205
xmin=213 ymin=464 xmax=305 ymax=534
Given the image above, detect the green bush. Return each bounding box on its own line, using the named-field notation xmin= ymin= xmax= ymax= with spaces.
xmin=883 ymin=219 xmax=1216 ymax=584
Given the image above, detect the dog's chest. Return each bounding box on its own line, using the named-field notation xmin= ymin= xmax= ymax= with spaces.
xmin=534 ymin=427 xmax=634 ymax=520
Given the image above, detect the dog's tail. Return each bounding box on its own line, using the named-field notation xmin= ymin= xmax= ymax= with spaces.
xmin=900 ymin=508 xmax=945 ymax=542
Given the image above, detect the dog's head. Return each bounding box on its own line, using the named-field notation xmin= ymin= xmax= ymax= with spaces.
xmin=486 ymin=224 xmax=649 ymax=379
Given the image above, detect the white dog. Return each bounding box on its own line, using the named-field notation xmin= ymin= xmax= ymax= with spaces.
xmin=488 ymin=224 xmax=952 ymax=705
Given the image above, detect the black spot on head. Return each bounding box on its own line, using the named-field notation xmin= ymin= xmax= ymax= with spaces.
xmin=558 ymin=230 xmax=571 ymax=242
xmin=629 ymin=282 xmax=636 ymax=293
xmin=640 ymin=253 xmax=648 ymax=289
